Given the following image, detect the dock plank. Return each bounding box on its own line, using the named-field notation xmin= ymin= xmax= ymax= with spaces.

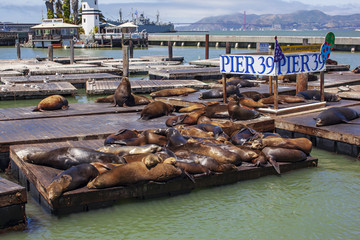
xmin=149 ymin=67 xmax=222 ymax=80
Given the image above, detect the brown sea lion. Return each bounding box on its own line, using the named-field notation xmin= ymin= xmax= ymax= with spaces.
xmin=123 ymin=153 xmax=161 ymax=169
xmin=97 ymin=144 xmax=163 ymax=156
xmin=166 ymin=115 xmax=187 ymax=127
xmin=314 ymin=107 xmax=359 ymax=127
xmin=150 ymin=87 xmax=198 ymax=98
xmin=33 ymin=95 xmax=69 ymax=112
xmin=196 ymin=116 xmax=244 ymax=137
xmin=262 ymin=147 xmax=307 ymax=163
xmin=90 ymin=162 xmax=123 ymax=174
xmin=175 ymin=125 xmax=214 ymax=139
xmin=143 ymin=130 xmax=168 ymax=146
xmin=178 ymin=103 xmax=205 ymax=113
xmin=228 ymin=96 xmax=260 ymax=121
xmin=87 ymin=162 xmax=152 ymax=189
xmin=258 ymin=95 xmax=305 ymax=104
xmin=192 ymin=123 xmax=226 ymax=139
xmin=240 ymin=91 xmax=266 ymax=101
xmin=140 ymin=101 xmax=174 ymax=120
xmin=182 ymin=109 xmax=206 ymax=125
xmin=47 ymin=163 xmax=99 ymax=201
xmin=174 ymin=150 xmax=237 ymax=172
xmin=147 ymin=162 xmax=183 ymax=181
xmin=175 ymin=161 xmax=211 ymax=175
xmin=96 ymin=93 xmax=151 ymax=105
xmin=113 ymin=77 xmax=134 ymax=107
xmin=204 ymin=103 xmax=229 ymax=118
xmin=352 ymin=66 xmax=360 ymax=73
xmin=238 ymin=96 xmax=268 ymax=108
xmin=24 ymin=147 xmax=125 ymax=170
xmin=252 ymin=137 xmax=313 ymax=155
xmin=95 ymin=94 xmax=115 ymax=103
xmin=104 ymin=129 xmax=139 ymax=145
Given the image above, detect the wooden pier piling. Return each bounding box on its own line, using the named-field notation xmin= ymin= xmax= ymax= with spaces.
xmin=168 ymin=41 xmax=173 ymax=61
xmin=70 ymin=40 xmax=74 ymax=65
xmin=205 ymin=34 xmax=209 ymax=59
xmin=48 ymin=44 xmax=53 ymax=62
xmin=16 ymin=42 xmax=21 ymax=60
xmin=122 ymin=45 xmax=130 ymax=77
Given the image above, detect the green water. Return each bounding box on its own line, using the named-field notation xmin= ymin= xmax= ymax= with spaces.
xmin=1 ymin=148 xmax=359 ymax=239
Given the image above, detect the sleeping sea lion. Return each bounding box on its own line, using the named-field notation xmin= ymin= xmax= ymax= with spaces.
xmin=24 ymin=147 xmax=125 ymax=170
xmin=154 ymin=128 xmax=187 ymax=148
xmin=262 ymin=147 xmax=307 ymax=163
xmin=175 ymin=125 xmax=214 ymax=139
xmin=199 ymin=89 xmax=223 ymax=99
xmin=204 ymin=103 xmax=229 ymax=118
xmin=166 ymin=115 xmax=187 ymax=127
xmin=192 ymin=123 xmax=225 ymax=139
xmin=178 ymin=103 xmax=205 ymax=113
xmin=252 ymin=137 xmax=313 ymax=155
xmin=150 ymin=87 xmax=197 ymax=98
xmin=33 ymin=95 xmax=69 ymax=112
xmin=175 ymin=161 xmax=211 ymax=175
xmin=104 ymin=129 xmax=139 ymax=145
xmin=96 ymin=93 xmax=151 ymax=105
xmin=47 ymin=163 xmax=99 ymax=201
xmin=114 ymin=77 xmax=135 ymax=107
xmin=296 ymin=90 xmax=341 ymax=102
xmin=226 ymin=79 xmax=259 ymax=88
xmin=182 ymin=109 xmax=206 ymax=125
xmin=314 ymin=107 xmax=359 ymax=127
xmin=97 ymin=144 xmax=163 ymax=156
xmin=258 ymin=95 xmax=305 ymax=104
xmin=140 ymin=101 xmax=174 ymax=120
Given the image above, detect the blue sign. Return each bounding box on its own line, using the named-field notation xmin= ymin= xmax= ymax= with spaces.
xmin=220 ymin=52 xmax=326 ymax=76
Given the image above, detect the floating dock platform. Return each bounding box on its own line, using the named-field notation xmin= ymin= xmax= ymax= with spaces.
xmin=0 ymin=176 xmax=26 ymax=232
xmin=149 ymin=67 xmax=222 ymax=80
xmin=9 ymin=139 xmax=318 ymax=215
xmin=86 ymin=79 xmax=209 ymax=95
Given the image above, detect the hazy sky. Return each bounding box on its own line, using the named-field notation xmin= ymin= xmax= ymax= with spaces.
xmin=0 ymin=0 xmax=358 ymax=23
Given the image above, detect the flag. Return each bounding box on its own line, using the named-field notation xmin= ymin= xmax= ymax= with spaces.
xmin=274 ymin=36 xmax=284 ymax=62
xmin=135 ymin=10 xmax=138 ymax=15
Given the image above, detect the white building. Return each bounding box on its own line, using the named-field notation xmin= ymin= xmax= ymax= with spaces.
xmin=81 ymin=0 xmax=100 ymax=35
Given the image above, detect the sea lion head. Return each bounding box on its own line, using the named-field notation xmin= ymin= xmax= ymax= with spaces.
xmin=142 ymin=154 xmax=161 ymax=169
xmin=47 ymin=174 xmax=72 ymax=202
xmin=314 ymin=117 xmax=325 ymax=127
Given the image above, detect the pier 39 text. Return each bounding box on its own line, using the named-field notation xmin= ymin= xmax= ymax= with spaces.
xmin=220 ymin=53 xmax=326 ymax=76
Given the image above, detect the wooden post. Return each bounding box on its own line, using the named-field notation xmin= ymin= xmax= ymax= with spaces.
xmin=168 ymin=41 xmax=173 ymax=61
xmin=129 ymin=40 xmax=134 ymax=58
xmin=16 ymin=42 xmax=21 ymax=60
xmin=122 ymin=45 xmax=129 ymax=77
xmin=274 ymin=76 xmax=279 ymax=110
xmin=320 ymin=71 xmax=325 ymax=102
xmin=70 ymin=39 xmax=74 ymax=64
xmin=225 ymin=42 xmax=231 ymax=54
xmin=48 ymin=44 xmax=53 ymax=61
xmin=101 ymin=34 xmax=104 ymax=46
xmin=110 ymin=35 xmax=113 ymax=47
xmin=269 ymin=76 xmax=273 ymax=95
xmin=296 ymin=73 xmax=308 ymax=94
xmin=222 ymin=73 xmax=227 ymax=103
xmin=205 ymin=34 xmax=209 ymax=59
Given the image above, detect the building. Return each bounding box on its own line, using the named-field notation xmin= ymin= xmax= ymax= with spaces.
xmin=31 ymin=19 xmax=80 ymax=48
xmin=81 ymin=0 xmax=101 ymax=35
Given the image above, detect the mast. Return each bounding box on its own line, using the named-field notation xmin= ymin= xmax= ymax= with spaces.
xmin=156 ymin=10 xmax=159 ymax=24
xmin=119 ymin=8 xmax=122 ymax=22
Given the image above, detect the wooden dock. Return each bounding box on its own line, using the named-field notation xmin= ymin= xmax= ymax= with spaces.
xmin=325 ymin=84 xmax=360 ymax=100
xmin=0 ymin=82 xmax=77 ymax=100
xmin=149 ymin=67 xmax=222 ymax=80
xmin=9 ymin=138 xmax=317 ymax=215
xmin=0 ymin=177 xmax=26 ymax=232
xmin=275 ymin=104 xmax=360 ymax=157
xmin=86 ymin=79 xmax=209 ymax=95
xmin=1 ymin=73 xmax=121 ymax=86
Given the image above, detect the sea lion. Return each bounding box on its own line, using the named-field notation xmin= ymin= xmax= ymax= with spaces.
xmin=166 ymin=115 xmax=187 ymax=127
xmin=175 ymin=125 xmax=214 ymax=139
xmin=262 ymin=147 xmax=308 ymax=163
xmin=154 ymin=128 xmax=187 ymax=148
xmin=176 ymin=151 xmax=236 ymax=172
xmin=175 ymin=161 xmax=211 ymax=175
xmin=104 ymin=129 xmax=139 ymax=145
xmin=252 ymin=137 xmax=313 ymax=155
xmin=97 ymin=144 xmax=163 ymax=156
xmin=143 ymin=130 xmax=168 ymax=146
xmin=113 ymin=77 xmax=135 ymax=107
xmin=204 ymin=103 xmax=229 ymax=118
xmin=239 ymin=91 xmax=266 ymax=101
xmin=147 ymin=162 xmax=183 ymax=182
xmin=352 ymin=66 xmax=360 ymax=73
xmin=90 ymin=162 xmax=123 ymax=174
xmin=24 ymin=147 xmax=125 ymax=170
xmin=228 ymin=96 xmax=260 ymax=121
xmin=192 ymin=123 xmax=225 ymax=139
xmin=150 ymin=87 xmax=197 ymax=98
xmin=326 ymin=58 xmax=338 ymax=65
xmin=238 ymin=96 xmax=268 ymax=108
xmin=96 ymin=93 xmax=151 ymax=105
xmin=140 ymin=101 xmax=174 ymax=120
xmin=33 ymin=95 xmax=69 ymax=112
xmin=231 ymin=127 xmax=259 ymax=145
xmin=296 ymin=90 xmax=341 ymax=102
xmin=181 ymin=109 xmax=206 ymax=125
xmin=87 ymin=162 xmax=152 ymax=189
xmin=196 ymin=117 xmax=244 ymax=137
xmin=123 ymin=153 xmax=161 ymax=169
xmin=178 ymin=103 xmax=205 ymax=113
xmin=199 ymin=89 xmax=223 ymax=99
xmin=47 ymin=163 xmax=99 ymax=201
xmin=314 ymin=107 xmax=359 ymax=127
xmin=258 ymin=95 xmax=305 ymax=104
xmin=226 ymin=79 xmax=259 ymax=88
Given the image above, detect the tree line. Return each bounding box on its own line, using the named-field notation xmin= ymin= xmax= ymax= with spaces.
xmin=45 ymin=0 xmax=80 ymax=24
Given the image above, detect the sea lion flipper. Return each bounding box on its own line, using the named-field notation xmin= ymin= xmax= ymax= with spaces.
xmin=268 ymin=158 xmax=281 ymax=175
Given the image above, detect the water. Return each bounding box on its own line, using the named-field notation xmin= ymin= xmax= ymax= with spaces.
xmin=1 ymin=148 xmax=359 ymax=239
xmin=1 ymin=32 xmax=360 ymax=239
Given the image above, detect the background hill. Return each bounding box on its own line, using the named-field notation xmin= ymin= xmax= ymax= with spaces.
xmin=176 ymin=10 xmax=360 ymax=31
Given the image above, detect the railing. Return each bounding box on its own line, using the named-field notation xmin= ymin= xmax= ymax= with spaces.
xmin=93 ymin=32 xmax=148 ymax=40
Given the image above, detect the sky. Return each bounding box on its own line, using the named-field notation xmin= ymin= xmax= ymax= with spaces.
xmin=0 ymin=0 xmax=358 ymax=24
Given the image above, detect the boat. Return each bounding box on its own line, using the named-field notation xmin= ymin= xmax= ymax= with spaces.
xmin=105 ymin=9 xmax=175 ymax=33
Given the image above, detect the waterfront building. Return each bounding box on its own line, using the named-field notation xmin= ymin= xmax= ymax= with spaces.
xmin=81 ymin=0 xmax=101 ymax=35
xmin=31 ymin=19 xmax=80 ymax=48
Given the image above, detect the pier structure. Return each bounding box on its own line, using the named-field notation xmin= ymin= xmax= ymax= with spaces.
xmin=148 ymin=34 xmax=360 ymax=52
